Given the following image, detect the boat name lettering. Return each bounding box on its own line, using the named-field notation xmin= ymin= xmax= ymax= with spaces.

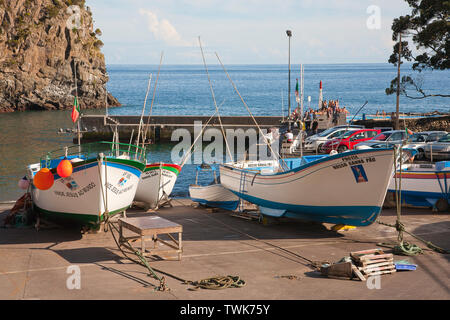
xmin=53 ymin=182 xmax=96 ymax=197
xmin=106 ymin=182 xmax=134 ymax=195
xmin=162 ymin=171 xmax=173 ymax=178
xmin=142 ymin=170 xmax=159 ymax=180
xmin=332 ymin=162 xmax=348 ymax=170
xmin=54 ymin=190 xmax=78 ymax=198
xmin=118 ymin=185 xmax=134 ymax=194
xmin=341 ymin=155 xmax=359 ymax=162
xmin=77 ymin=182 xmax=96 ymax=196
xmin=334 ymin=157 xmax=375 ymax=170
xmin=106 ymin=182 xmax=120 ymax=194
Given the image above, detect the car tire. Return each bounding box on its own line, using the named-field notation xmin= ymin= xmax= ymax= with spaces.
xmin=338 ymin=145 xmax=348 ymax=153
xmin=317 ymin=143 xmax=324 ymax=153
xmin=416 ymin=148 xmax=425 ymax=160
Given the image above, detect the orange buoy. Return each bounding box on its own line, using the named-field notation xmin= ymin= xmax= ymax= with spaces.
xmin=34 ymin=168 xmax=54 ymax=190
xmin=57 ymin=158 xmax=73 ymax=178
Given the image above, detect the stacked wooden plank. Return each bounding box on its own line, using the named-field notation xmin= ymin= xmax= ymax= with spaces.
xmin=350 ymin=249 xmax=396 ymax=278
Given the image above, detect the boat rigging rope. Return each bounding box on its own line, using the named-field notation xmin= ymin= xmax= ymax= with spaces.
xmin=376 ymin=147 xmax=449 ymax=255
xmin=215 ymin=52 xmax=289 ymax=171
xmin=198 ymin=37 xmax=234 ymax=163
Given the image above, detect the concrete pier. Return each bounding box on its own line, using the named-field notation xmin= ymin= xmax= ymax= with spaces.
xmin=0 ymin=199 xmax=448 ymax=301
xmin=76 ymin=114 xmax=347 ymax=143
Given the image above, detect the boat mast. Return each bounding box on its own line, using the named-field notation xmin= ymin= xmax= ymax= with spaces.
xmin=136 ymin=73 xmax=153 ymax=150
xmin=198 ymin=37 xmax=233 ymax=163
xmin=142 ymin=51 xmax=164 ymax=150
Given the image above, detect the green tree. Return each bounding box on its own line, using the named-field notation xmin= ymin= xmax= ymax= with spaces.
xmin=386 ymin=0 xmax=449 ymax=99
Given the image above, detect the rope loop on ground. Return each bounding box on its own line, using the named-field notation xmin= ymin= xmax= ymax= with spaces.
xmin=186 ymin=275 xmax=246 ymax=291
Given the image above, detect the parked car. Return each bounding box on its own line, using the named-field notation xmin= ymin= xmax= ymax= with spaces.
xmin=424 ymin=133 xmax=450 ymax=160
xmin=303 ymin=127 xmax=359 ymax=153
xmin=322 ymin=129 xmax=381 ymax=153
xmin=403 ymin=131 xmax=448 ymax=160
xmin=354 ymin=130 xmax=408 ymax=149
xmin=305 ymin=124 xmax=365 ymax=140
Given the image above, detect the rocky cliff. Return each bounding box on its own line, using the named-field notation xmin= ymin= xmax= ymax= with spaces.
xmin=0 ymin=0 xmax=120 ymax=112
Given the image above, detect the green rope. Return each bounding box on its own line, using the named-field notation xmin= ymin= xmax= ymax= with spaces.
xmin=186 ymin=275 xmax=246 ymax=291
xmin=107 ymin=220 xmax=246 ymax=291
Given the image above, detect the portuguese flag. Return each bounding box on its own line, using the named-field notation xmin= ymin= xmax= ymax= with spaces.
xmin=295 ymin=78 xmax=300 ymax=103
xmin=71 ymin=97 xmax=80 ymax=123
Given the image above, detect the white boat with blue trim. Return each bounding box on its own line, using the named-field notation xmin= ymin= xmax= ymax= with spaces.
xmin=27 ymin=142 xmax=146 ymax=226
xmin=220 ymin=148 xmax=395 ymax=226
xmin=189 ymin=164 xmax=240 ymax=211
xmin=387 ymin=161 xmax=450 ymax=211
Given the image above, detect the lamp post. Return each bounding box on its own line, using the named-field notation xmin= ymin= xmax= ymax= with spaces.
xmin=286 ymin=30 xmax=292 ymax=130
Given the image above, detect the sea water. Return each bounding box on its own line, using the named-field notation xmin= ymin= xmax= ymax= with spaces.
xmin=0 ymin=63 xmax=448 ymax=201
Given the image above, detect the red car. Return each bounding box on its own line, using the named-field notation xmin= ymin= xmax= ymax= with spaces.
xmin=322 ymin=129 xmax=381 ymax=153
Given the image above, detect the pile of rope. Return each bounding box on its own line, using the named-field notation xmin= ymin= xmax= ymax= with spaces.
xmin=185 ymin=275 xmax=246 ymax=291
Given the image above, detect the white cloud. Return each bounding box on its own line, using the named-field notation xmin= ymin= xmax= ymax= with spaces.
xmin=139 ymin=9 xmax=191 ymax=47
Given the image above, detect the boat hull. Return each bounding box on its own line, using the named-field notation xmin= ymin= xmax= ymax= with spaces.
xmin=134 ymin=163 xmax=181 ymax=208
xmin=189 ymin=184 xmax=240 ymax=211
xmin=387 ymin=163 xmax=450 ymax=208
xmin=220 ymin=149 xmax=395 ymax=226
xmin=31 ymin=157 xmax=143 ymax=226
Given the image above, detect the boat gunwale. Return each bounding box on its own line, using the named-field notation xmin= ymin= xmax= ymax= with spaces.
xmin=221 ymin=148 xmax=395 ymax=180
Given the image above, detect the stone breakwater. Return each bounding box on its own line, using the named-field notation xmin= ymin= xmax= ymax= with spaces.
xmin=354 ymin=115 xmax=450 ymax=132
xmin=0 ymin=0 xmax=119 ymax=112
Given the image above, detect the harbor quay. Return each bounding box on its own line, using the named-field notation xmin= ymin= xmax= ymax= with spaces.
xmin=0 ymin=199 xmax=448 ymax=301
xmin=75 ymin=113 xmax=347 ymax=143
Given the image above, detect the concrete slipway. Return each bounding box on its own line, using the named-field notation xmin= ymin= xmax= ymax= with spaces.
xmin=0 ymin=199 xmax=448 ymax=300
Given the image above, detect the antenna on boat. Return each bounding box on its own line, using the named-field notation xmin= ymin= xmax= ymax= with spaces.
xmin=136 ymin=73 xmax=153 ymax=151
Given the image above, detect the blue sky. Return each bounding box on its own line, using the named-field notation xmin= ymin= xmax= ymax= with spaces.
xmin=86 ymin=0 xmax=412 ymax=65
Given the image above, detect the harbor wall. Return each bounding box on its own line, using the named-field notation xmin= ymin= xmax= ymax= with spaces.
xmin=353 ymin=115 xmax=450 ymax=132
xmin=78 ymin=115 xmax=285 ymax=143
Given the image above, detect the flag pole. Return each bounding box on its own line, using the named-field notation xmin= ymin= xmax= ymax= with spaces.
xmin=300 ymin=64 xmax=304 ymax=159
xmin=74 ymin=59 xmax=81 ymax=154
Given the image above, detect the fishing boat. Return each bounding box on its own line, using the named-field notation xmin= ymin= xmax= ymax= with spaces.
xmin=27 ymin=141 xmax=146 ymax=226
xmin=189 ymin=164 xmax=240 ymax=211
xmin=134 ymin=162 xmax=182 ymax=209
xmin=386 ymin=160 xmax=450 ymax=211
xmin=220 ymin=148 xmax=395 ymax=226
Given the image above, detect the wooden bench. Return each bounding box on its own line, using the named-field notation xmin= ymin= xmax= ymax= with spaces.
xmin=118 ymin=216 xmax=182 ymax=261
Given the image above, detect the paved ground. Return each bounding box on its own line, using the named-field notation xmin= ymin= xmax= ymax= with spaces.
xmin=0 ymin=199 xmax=449 ymax=300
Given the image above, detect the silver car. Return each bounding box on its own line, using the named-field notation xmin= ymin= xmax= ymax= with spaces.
xmin=404 ymin=131 xmax=448 ymax=160
xmin=424 ymin=133 xmax=450 ymax=160
xmin=303 ymin=127 xmax=360 ymax=153
xmin=354 ymin=130 xmax=408 ymax=149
